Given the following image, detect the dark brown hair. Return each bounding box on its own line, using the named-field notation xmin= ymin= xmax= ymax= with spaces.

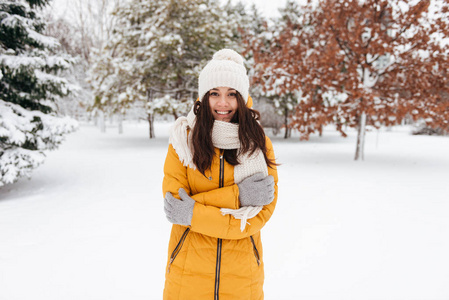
xmin=191 ymin=91 xmax=276 ymax=175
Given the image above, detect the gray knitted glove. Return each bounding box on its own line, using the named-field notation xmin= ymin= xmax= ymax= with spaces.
xmin=164 ymin=188 xmax=195 ymax=226
xmin=237 ymin=173 xmax=275 ymax=207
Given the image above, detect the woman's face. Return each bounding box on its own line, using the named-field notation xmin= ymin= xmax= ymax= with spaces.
xmin=208 ymin=87 xmax=238 ymax=122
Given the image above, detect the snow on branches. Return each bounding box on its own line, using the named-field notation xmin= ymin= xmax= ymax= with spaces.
xmin=0 ymin=101 xmax=78 ymax=186
xmin=88 ymin=0 xmax=247 ymax=137
xmin=249 ymin=0 xmax=449 ymax=160
xmin=0 ymin=0 xmax=78 ymax=186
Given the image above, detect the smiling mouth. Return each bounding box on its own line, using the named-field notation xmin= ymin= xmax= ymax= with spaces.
xmin=216 ymin=111 xmax=232 ymax=115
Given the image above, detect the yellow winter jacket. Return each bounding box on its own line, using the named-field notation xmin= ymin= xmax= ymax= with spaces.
xmin=162 ymin=133 xmax=278 ymax=300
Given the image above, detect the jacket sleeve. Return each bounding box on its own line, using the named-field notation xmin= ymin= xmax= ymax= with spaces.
xmin=162 ymin=144 xmax=189 ymax=200
xmin=189 ymin=137 xmax=278 ymax=240
xmin=162 ymin=144 xmax=240 ymax=210
xmin=191 ymin=187 xmax=240 ymax=209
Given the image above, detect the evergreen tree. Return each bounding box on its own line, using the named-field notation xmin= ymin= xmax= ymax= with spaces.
xmin=89 ymin=0 xmax=242 ymax=138
xmin=245 ymin=1 xmax=304 ymax=139
xmin=0 ymin=0 xmax=78 ymax=186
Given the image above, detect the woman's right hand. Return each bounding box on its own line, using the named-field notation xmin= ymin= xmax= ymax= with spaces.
xmin=237 ymin=173 xmax=275 ymax=207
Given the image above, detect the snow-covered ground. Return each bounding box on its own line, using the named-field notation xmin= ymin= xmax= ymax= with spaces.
xmin=1 ymin=122 xmax=448 ymax=300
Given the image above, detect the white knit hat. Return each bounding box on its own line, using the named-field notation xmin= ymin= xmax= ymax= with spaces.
xmin=198 ymin=49 xmax=249 ymax=103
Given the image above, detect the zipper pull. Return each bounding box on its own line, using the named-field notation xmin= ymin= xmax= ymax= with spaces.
xmin=167 ymin=258 xmax=174 ymax=273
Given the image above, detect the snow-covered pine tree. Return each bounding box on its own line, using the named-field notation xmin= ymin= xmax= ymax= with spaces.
xmin=88 ymin=45 xmax=134 ymax=133
xmin=246 ymin=1 xmax=306 ymax=139
xmin=270 ymin=1 xmax=303 ymax=139
xmin=222 ymin=0 xmax=251 ymax=53
xmin=89 ymin=0 xmax=242 ymax=138
xmin=234 ymin=3 xmax=284 ymax=136
xmin=0 ymin=0 xmax=78 ymax=186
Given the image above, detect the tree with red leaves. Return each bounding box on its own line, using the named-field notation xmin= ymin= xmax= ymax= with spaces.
xmin=249 ymin=0 xmax=449 ymax=160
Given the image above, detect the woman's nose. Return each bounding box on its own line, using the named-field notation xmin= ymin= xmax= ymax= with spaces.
xmin=217 ymin=95 xmax=227 ymax=105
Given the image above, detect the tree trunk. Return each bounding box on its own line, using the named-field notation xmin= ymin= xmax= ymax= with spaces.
xmin=99 ymin=111 xmax=106 ymax=133
xmin=147 ymin=113 xmax=155 ymax=139
xmin=354 ymin=112 xmax=367 ymax=161
xmin=147 ymin=89 xmax=155 ymax=139
xmin=118 ymin=113 xmax=123 ymax=134
xmin=284 ymin=107 xmax=290 ymax=139
xmin=284 ymin=127 xmax=290 ymax=139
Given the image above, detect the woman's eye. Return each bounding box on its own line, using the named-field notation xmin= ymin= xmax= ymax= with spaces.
xmin=210 ymin=92 xmax=219 ymax=96
xmin=229 ymin=93 xmax=237 ymax=97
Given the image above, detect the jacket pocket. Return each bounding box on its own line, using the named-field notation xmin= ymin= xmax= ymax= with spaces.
xmin=167 ymin=227 xmax=190 ymax=273
xmin=250 ymin=236 xmax=261 ymax=266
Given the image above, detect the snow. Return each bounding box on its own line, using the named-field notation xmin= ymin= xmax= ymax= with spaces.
xmin=34 ymin=70 xmax=69 ymax=90
xmin=0 ymin=55 xmax=45 ymax=70
xmin=0 ymin=5 xmax=58 ymax=49
xmin=26 ymin=28 xmax=59 ymax=49
xmin=0 ymin=54 xmax=71 ymax=72
xmin=0 ymin=100 xmax=78 ymax=186
xmin=0 ymin=147 xmax=45 ymax=186
xmin=0 ymin=122 xmax=449 ymax=299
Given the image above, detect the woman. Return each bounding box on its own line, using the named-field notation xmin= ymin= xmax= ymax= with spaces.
xmin=162 ymin=49 xmax=278 ymax=300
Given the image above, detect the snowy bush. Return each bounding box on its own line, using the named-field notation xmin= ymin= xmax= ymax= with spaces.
xmin=0 ymin=101 xmax=78 ymax=186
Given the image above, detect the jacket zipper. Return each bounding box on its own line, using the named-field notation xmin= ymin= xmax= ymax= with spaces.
xmin=219 ymin=150 xmax=224 ymax=188
xmin=214 ymin=150 xmax=225 ymax=300
xmin=250 ymin=236 xmax=261 ymax=266
xmin=167 ymin=227 xmax=190 ymax=273
xmin=214 ymin=238 xmax=223 ymax=300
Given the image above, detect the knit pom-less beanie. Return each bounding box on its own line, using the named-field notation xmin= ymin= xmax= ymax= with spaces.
xmin=198 ymin=49 xmax=249 ymax=103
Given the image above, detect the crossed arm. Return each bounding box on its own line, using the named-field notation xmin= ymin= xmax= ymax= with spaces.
xmin=162 ymin=138 xmax=278 ymax=240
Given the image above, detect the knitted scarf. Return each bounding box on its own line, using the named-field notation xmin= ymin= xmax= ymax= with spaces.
xmin=169 ymin=108 xmax=268 ymax=231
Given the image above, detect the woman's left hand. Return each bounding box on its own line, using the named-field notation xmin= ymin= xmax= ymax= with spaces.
xmin=164 ymin=188 xmax=195 ymax=226
xmin=237 ymin=173 xmax=275 ymax=207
